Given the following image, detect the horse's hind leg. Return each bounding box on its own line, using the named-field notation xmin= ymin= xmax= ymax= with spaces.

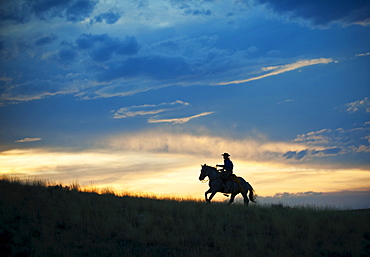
xmin=243 ymin=191 xmax=249 ymax=206
xmin=228 ymin=193 xmax=236 ymax=205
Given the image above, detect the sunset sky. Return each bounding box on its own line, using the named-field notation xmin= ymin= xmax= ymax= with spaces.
xmin=1 ymin=0 xmax=369 ymax=208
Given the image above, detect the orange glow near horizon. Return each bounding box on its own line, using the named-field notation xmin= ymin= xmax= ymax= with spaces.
xmin=1 ymin=148 xmax=369 ymax=202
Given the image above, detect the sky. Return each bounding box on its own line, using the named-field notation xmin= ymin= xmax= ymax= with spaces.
xmin=0 ymin=0 xmax=370 ymax=209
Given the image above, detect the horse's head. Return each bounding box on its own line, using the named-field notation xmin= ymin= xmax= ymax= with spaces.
xmin=199 ymin=164 xmax=217 ymax=181
xmin=199 ymin=164 xmax=209 ymax=181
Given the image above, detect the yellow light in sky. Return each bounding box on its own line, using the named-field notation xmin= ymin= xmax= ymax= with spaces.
xmin=1 ymin=148 xmax=369 ymax=202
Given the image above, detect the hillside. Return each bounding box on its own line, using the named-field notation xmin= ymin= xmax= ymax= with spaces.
xmin=1 ymin=178 xmax=369 ymax=257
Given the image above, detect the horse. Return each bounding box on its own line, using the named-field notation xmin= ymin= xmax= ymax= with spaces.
xmin=199 ymin=164 xmax=257 ymax=205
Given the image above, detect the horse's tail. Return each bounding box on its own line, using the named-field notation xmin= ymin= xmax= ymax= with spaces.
xmin=248 ymin=184 xmax=257 ymax=203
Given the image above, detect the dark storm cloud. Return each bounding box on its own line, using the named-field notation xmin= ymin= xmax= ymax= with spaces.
xmin=0 ymin=0 xmax=98 ymax=23
xmin=76 ymin=34 xmax=139 ymax=62
xmin=257 ymin=0 xmax=370 ymax=26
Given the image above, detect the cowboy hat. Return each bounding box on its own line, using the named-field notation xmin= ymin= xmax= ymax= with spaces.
xmin=221 ymin=153 xmax=230 ymax=157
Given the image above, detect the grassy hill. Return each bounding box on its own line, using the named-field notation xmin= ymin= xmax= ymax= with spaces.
xmin=1 ymin=178 xmax=369 ymax=257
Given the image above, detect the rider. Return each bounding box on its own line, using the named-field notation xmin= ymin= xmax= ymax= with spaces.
xmin=216 ymin=153 xmax=233 ymax=181
xmin=216 ymin=153 xmax=245 ymax=196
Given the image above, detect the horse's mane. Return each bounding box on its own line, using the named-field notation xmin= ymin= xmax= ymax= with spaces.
xmin=203 ymin=164 xmax=218 ymax=171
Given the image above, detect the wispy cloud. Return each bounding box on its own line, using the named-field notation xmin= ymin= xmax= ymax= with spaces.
xmin=289 ymin=124 xmax=370 ymax=159
xmin=113 ymin=100 xmax=212 ymax=124
xmin=113 ymin=100 xmax=189 ymax=119
xmin=355 ymin=52 xmax=370 ymax=57
xmin=215 ymin=58 xmax=336 ymax=86
xmin=15 ymin=138 xmax=42 ymax=143
xmin=106 ymin=130 xmax=308 ymax=160
xmin=148 ymin=112 xmax=213 ymax=124
xmin=346 ymin=97 xmax=370 ymax=113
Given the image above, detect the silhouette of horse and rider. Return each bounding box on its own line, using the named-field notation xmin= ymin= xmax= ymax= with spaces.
xmin=199 ymin=153 xmax=256 ymax=205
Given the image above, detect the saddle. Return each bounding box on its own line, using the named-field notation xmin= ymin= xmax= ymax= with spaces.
xmin=225 ymin=174 xmax=241 ymax=184
xmin=222 ymin=174 xmax=245 ymax=196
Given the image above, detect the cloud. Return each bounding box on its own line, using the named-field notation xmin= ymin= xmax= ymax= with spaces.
xmin=184 ymin=9 xmax=212 ymax=16
xmin=92 ymin=11 xmax=121 ymax=24
xmin=56 ymin=47 xmax=78 ymax=64
xmin=283 ymin=119 xmax=370 ymax=161
xmin=258 ymin=190 xmax=370 ymax=209
xmin=0 ymin=148 xmax=203 ymax=195
xmin=148 ymin=112 xmax=213 ymax=124
xmin=113 ymin=100 xmax=189 ymax=119
xmin=294 ymin=127 xmax=370 ymax=146
xmin=33 ymin=34 xmax=58 ymax=46
xmin=282 ymin=147 xmax=343 ymax=161
xmin=113 ymin=100 xmax=213 ymax=124
xmin=0 ymin=0 xmax=98 ymax=23
xmin=97 ymin=55 xmax=191 ymax=82
xmin=257 ymin=0 xmax=370 ymax=27
xmin=2 ymin=147 xmax=369 ymax=203
xmin=0 ymin=1 xmax=363 ymax=106
xmin=355 ymin=52 xmax=370 ymax=57
xmin=293 ymin=128 xmax=332 ymax=145
xmin=76 ymin=33 xmax=139 ymax=62
xmin=65 ymin=0 xmax=97 ymax=22
xmin=346 ymin=97 xmax=370 ymax=113
xmin=215 ymin=58 xmax=336 ymax=86
xmin=1 ymin=78 xmax=77 ymax=102
xmin=291 ymin=124 xmax=370 ymax=157
xmin=282 ymin=150 xmax=308 ymax=160
xmin=105 ymin=130 xmax=309 ymax=160
xmin=15 ymin=138 xmax=42 ymax=143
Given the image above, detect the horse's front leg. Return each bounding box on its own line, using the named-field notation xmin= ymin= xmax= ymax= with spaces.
xmin=207 ymin=190 xmax=217 ymax=203
xmin=205 ymin=188 xmax=212 ymax=203
xmin=205 ymin=188 xmax=218 ymax=204
xmin=207 ymin=179 xmax=223 ymax=203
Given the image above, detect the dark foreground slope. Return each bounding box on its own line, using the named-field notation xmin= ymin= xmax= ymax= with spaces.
xmin=1 ymin=179 xmax=369 ymax=257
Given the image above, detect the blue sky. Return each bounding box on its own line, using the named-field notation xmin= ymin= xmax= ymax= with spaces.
xmin=1 ymin=0 xmax=369 ymax=208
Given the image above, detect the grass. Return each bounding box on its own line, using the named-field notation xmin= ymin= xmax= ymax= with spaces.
xmin=1 ymin=177 xmax=369 ymax=257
